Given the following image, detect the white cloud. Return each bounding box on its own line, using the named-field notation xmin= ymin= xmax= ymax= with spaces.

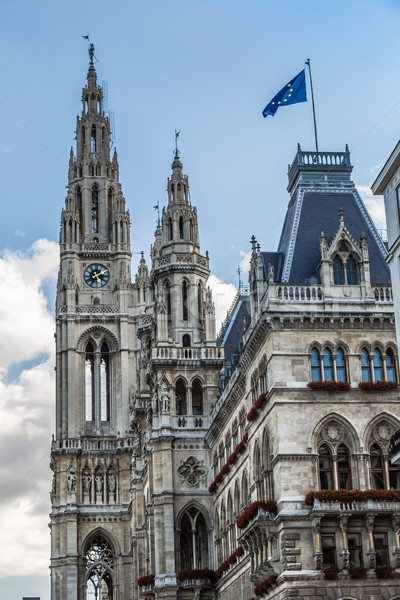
xmin=208 ymin=274 xmax=238 ymax=332
xmin=0 ymin=239 xmax=57 ymax=577
xmin=357 ymin=185 xmax=387 ymax=230
xmin=239 ymin=250 xmax=251 ymax=275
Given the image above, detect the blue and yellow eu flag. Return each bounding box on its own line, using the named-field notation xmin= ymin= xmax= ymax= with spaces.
xmin=262 ymin=70 xmax=307 ymax=117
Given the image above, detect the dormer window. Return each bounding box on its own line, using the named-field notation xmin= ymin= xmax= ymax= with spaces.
xmin=333 ymin=252 xmax=358 ymax=285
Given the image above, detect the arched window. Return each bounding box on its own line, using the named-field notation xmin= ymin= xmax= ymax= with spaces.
xmin=179 ymin=508 xmax=209 ymax=570
xmin=192 ymin=379 xmax=203 ymax=415
xmin=323 ymin=348 xmax=333 ymax=382
xmin=336 ymin=347 xmax=346 ymax=382
xmin=319 ymin=444 xmax=334 ymax=490
xmin=183 ymin=334 xmax=191 ymax=347
xmin=373 ymin=348 xmax=383 ymax=382
xmin=179 ymin=216 xmax=184 ymax=239
xmin=91 ymin=125 xmax=96 ymax=153
xmin=386 ymin=349 xmax=396 ymax=382
xmin=169 ymin=218 xmax=173 ymax=241
xmin=337 ymin=444 xmax=352 ymax=489
xmin=107 ymin=188 xmax=113 ymax=240
xmin=241 ymin=472 xmax=249 ymax=506
xmin=165 ymin=282 xmax=171 ymax=323
xmin=370 ymin=444 xmax=385 ymax=489
xmin=91 ymin=185 xmax=99 ymax=233
xmin=198 ymin=283 xmax=203 ymax=326
xmin=85 ymin=535 xmax=114 ymax=600
xmin=346 ymin=256 xmax=357 ymax=284
xmin=361 ymin=348 xmax=371 ymax=382
xmin=75 ymin=186 xmax=82 ymax=218
xmin=175 ymin=378 xmax=187 ymax=415
xmin=333 ymin=256 xmax=344 ymax=284
xmin=85 ymin=339 xmax=111 ymax=427
xmin=81 ymin=125 xmax=86 ymax=146
xmin=311 ymin=347 xmax=321 ymax=382
xmin=182 ymin=280 xmax=188 ymax=321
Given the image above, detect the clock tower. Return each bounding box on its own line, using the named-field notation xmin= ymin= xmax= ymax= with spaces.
xmin=50 ymin=46 xmax=136 ymax=599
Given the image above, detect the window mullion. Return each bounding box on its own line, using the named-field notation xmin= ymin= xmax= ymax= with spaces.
xmin=94 ymin=351 xmax=101 ymax=430
xmin=320 ymin=354 xmax=325 ymax=382
xmin=332 ymin=455 xmax=339 ymax=490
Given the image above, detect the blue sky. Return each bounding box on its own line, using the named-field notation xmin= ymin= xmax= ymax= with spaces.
xmin=1 ymin=1 xmax=400 ymax=598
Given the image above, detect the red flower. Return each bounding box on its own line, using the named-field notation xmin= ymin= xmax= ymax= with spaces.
xmin=247 ymin=406 xmax=257 ymax=421
xmin=236 ymin=500 xmax=277 ymax=529
xmin=234 ymin=546 xmax=244 ymax=557
xmin=137 ymin=574 xmax=155 ymax=587
xmin=227 ymin=553 xmax=237 ymax=565
xmin=308 ymin=381 xmax=351 ymax=392
xmin=305 ymin=488 xmax=400 ymax=506
xmin=359 ymin=381 xmax=398 ymax=392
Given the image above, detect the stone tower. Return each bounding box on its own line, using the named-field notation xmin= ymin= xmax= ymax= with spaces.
xmin=50 ymin=49 xmax=222 ymax=600
xmin=50 ymin=47 xmax=137 ymax=600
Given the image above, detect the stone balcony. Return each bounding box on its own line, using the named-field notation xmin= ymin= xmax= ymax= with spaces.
xmin=51 ymin=436 xmax=137 ymax=454
xmin=311 ymin=497 xmax=400 ymax=513
xmin=179 ymin=578 xmax=214 ymax=588
xmin=151 ymin=345 xmax=223 ymax=362
xmin=238 ymin=507 xmax=276 ymax=545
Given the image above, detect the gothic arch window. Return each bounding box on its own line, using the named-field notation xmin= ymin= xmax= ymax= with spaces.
xmin=192 ymin=378 xmax=203 ymax=416
xmin=85 ymin=339 xmax=112 ymax=427
xmin=346 ymin=255 xmax=357 ymax=284
xmin=169 ymin=218 xmax=173 ymax=241
xmin=361 ymin=347 xmax=371 ymax=382
xmin=319 ymin=443 xmax=334 ymax=490
xmin=386 ymin=349 xmax=396 ymax=382
xmin=91 ymin=124 xmax=96 ymax=153
xmin=333 ymin=256 xmax=344 ymax=285
xmin=179 ymin=507 xmax=209 ymax=571
xmin=81 ymin=125 xmax=86 ymax=145
xmin=323 ymin=348 xmax=333 ymax=382
xmin=75 ymin=186 xmax=82 ymax=219
xmin=182 ymin=280 xmax=188 ymax=321
xmin=96 ymin=164 xmax=101 ymax=176
xmin=253 ymin=441 xmax=262 ymax=498
xmin=179 ymin=216 xmax=184 ymax=239
xmin=262 ymin=429 xmax=274 ymax=498
xmin=370 ymin=443 xmax=385 ymax=489
xmin=227 ymin=493 xmax=235 ymax=552
xmin=84 ymin=534 xmax=114 ymax=600
xmin=241 ymin=471 xmax=249 ymax=506
xmin=234 ymin=480 xmax=241 ymax=516
xmin=336 ymin=347 xmax=347 ymax=382
xmin=198 ymin=283 xmax=203 ymax=326
xmin=337 ymin=443 xmax=352 ymax=489
xmin=311 ymin=347 xmax=321 ymax=382
xmin=175 ymin=378 xmax=187 ymax=415
xmin=165 ymin=281 xmax=171 ymax=323
xmin=373 ymin=348 xmax=383 ymax=382
xmin=102 ymin=126 xmax=105 ymax=146
xmin=107 ymin=188 xmax=113 ymax=240
xmin=92 ymin=185 xmax=99 ymax=233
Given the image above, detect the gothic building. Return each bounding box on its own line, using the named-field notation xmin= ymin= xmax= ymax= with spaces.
xmin=50 ymin=51 xmax=400 ymax=600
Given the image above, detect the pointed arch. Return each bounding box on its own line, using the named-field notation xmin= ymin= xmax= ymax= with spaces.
xmin=91 ymin=184 xmax=99 ymax=233
xmin=175 ymin=377 xmax=187 ymax=415
xmin=192 ymin=378 xmax=203 ymax=416
xmin=253 ymin=439 xmax=262 ymax=498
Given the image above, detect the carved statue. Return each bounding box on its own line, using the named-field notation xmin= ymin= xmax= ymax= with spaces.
xmin=319 ymin=232 xmax=328 ymax=259
xmin=108 ymin=472 xmax=116 ymax=493
xmin=268 ymin=262 xmax=274 ymax=283
xmin=67 ymin=471 xmax=77 ymax=493
xmin=82 ymin=472 xmax=91 ymax=494
xmin=160 ymin=387 xmax=170 ymax=413
xmin=95 ymin=473 xmax=103 ymax=494
xmin=152 ymin=390 xmax=158 ymax=413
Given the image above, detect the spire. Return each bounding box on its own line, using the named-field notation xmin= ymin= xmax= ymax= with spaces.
xmin=167 ymin=132 xmax=189 ymax=205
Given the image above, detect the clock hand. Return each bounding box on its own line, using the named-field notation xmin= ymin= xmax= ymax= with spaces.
xmin=97 ymin=269 xmax=108 ymax=276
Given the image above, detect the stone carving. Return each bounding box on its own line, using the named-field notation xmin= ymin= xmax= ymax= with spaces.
xmin=320 ymin=232 xmax=328 ymax=259
xmin=374 ymin=421 xmax=393 ymax=443
xmin=268 ymin=263 xmax=274 ymax=283
xmin=160 ymin=387 xmax=170 ymax=413
xmin=67 ymin=470 xmax=77 ymax=493
xmin=95 ymin=473 xmax=103 ymax=494
xmin=108 ymin=472 xmax=116 ymax=493
xmin=82 ymin=472 xmax=91 ymax=494
xmin=323 ymin=422 xmax=344 ymax=444
xmin=177 ymin=456 xmax=207 ymax=486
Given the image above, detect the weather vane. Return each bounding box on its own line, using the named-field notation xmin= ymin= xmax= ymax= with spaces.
xmin=174 ymin=129 xmax=180 ymax=158
xmin=153 ymin=201 xmax=161 ymax=229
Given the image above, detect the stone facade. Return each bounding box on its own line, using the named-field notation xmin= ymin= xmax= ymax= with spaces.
xmin=50 ymin=53 xmax=400 ymax=600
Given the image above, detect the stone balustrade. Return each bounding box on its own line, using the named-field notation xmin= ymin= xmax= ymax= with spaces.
xmin=312 ymin=497 xmax=400 ymax=513
xmin=151 ymin=346 xmax=222 ymax=361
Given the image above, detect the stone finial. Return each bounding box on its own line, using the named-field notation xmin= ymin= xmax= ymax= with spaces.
xmin=250 ymin=235 xmax=257 ymax=251
xmin=339 ymin=208 xmax=345 ymax=226
xmin=320 ymin=231 xmax=328 ymax=259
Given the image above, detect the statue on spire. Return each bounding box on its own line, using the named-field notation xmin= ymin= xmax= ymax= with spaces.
xmin=89 ymin=43 xmax=95 ymax=66
xmin=174 ymin=129 xmax=180 ymax=159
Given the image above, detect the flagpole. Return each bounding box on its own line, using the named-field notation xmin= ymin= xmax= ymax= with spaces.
xmin=305 ymin=59 xmax=319 ymax=152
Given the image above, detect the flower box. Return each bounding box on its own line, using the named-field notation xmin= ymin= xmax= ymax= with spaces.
xmin=234 ymin=545 xmax=244 ymax=558
xmin=308 ymin=381 xmax=351 ymax=391
xmin=254 ymin=574 xmax=277 ymax=596
xmin=376 ymin=566 xmax=394 ymax=579
xmin=236 ymin=500 xmax=277 ymax=529
xmin=358 ymin=381 xmax=398 ymax=392
xmin=349 ymin=567 xmax=367 ymax=579
xmin=208 ymin=433 xmax=249 ymax=493
xmin=177 ymin=569 xmax=215 ymax=582
xmin=247 ymin=406 xmax=257 ymax=421
xmin=137 ymin=574 xmax=155 ymax=587
xmin=324 ymin=566 xmax=339 ymax=580
xmin=305 ymin=488 xmax=400 ymax=507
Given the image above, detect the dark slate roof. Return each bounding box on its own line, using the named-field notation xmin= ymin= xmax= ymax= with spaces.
xmin=223 ymin=296 xmax=250 ymax=365
xmin=261 ymin=252 xmax=284 ymax=282
xmin=277 ymin=191 xmax=390 ymax=285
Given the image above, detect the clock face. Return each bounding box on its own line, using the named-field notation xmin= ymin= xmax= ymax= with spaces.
xmin=84 ymin=264 xmax=110 ymax=288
